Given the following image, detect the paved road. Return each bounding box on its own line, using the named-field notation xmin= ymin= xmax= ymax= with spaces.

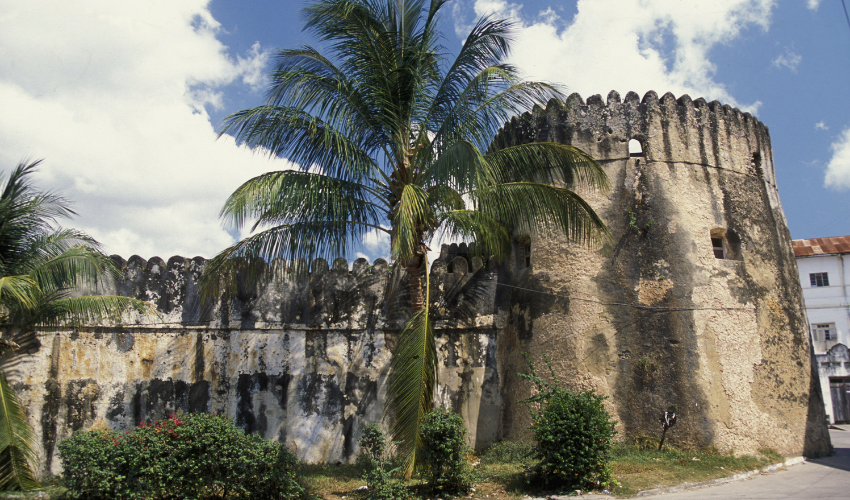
xmin=640 ymin=425 xmax=850 ymax=499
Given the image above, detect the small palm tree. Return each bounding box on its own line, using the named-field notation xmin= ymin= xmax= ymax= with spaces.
xmin=202 ymin=0 xmax=608 ymax=475
xmin=0 ymin=159 xmax=154 ymax=490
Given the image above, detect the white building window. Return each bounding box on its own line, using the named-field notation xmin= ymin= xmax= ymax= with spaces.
xmin=812 ymin=323 xmax=836 ymax=341
xmin=810 ymin=272 xmax=830 ymax=287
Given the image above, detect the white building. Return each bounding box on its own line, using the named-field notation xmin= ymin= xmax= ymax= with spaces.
xmin=793 ymin=236 xmax=850 ymax=423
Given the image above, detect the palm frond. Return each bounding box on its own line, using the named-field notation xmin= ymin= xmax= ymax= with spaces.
xmin=437 ymin=210 xmax=512 ymax=261
xmin=220 ymin=106 xmax=377 ymax=183
xmin=483 ymin=142 xmax=609 ymax=190
xmin=200 ymin=220 xmax=388 ymax=303
xmin=426 ymin=16 xmax=517 ymax=131
xmin=476 ymin=182 xmax=610 ymax=245
xmin=422 ymin=140 xmax=493 ymax=193
xmin=220 ymin=170 xmax=384 ymax=232
xmin=387 ymin=307 xmax=436 ymax=478
xmin=0 ymin=371 xmax=40 ymax=491
xmin=0 ymin=276 xmax=39 ymax=316
xmin=33 ymin=295 xmax=156 ymax=327
xmin=15 ymin=228 xmax=102 ymax=271
xmin=392 ymin=184 xmax=435 ymax=264
xmin=437 ymin=78 xmax=562 ymax=153
xmin=0 ymin=160 xmax=76 ymax=275
xmin=27 ymin=246 xmax=117 ymax=298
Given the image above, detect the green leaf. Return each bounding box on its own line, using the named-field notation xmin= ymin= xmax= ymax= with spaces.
xmin=0 ymin=371 xmax=40 ymax=491
xmin=387 ymin=277 xmax=436 ymax=478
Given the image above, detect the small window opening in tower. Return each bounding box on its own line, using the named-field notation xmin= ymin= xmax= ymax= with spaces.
xmin=711 ymin=237 xmax=725 ymax=259
xmin=751 ymin=152 xmax=763 ymax=177
xmin=629 ymin=139 xmax=644 ymax=157
xmin=710 ymin=228 xmax=743 ymax=261
xmin=524 ymin=242 xmax=531 ymax=268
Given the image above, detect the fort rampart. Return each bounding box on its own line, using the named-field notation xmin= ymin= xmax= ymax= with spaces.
xmin=4 ymin=91 xmax=831 ymax=477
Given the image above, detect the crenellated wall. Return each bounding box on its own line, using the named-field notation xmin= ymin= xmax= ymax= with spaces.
xmin=7 ymin=244 xmax=506 ymax=476
xmin=493 ymin=90 xmax=830 ymax=458
xmin=4 ymin=91 xmax=831 ymax=478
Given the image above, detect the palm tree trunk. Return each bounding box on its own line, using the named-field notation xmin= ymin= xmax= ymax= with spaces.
xmin=406 ymin=241 xmax=427 ymax=313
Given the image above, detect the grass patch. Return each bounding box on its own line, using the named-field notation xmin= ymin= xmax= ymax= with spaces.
xmin=16 ymin=443 xmax=785 ymax=499
xmin=298 ymin=462 xmax=368 ymax=499
xmin=0 ymin=476 xmax=66 ymax=499
xmin=610 ymin=444 xmax=784 ymax=497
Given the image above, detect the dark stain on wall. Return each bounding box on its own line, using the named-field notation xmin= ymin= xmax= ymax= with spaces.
xmin=106 ymin=391 xmax=125 ymax=419
xmin=40 ymin=378 xmax=61 ymax=469
xmin=128 ymin=379 xmax=212 ymax=424
xmin=341 ymin=371 xmax=378 ymax=460
xmin=65 ymin=379 xmax=100 ymax=432
xmin=298 ymin=373 xmax=344 ymax=418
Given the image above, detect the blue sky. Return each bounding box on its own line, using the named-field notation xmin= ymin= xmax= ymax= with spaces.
xmin=1 ymin=0 xmax=849 ymax=260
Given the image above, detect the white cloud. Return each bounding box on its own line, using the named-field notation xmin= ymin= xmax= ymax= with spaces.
xmin=808 ymin=0 xmax=822 ymax=11
xmin=824 ymin=127 xmax=850 ymax=189
xmin=0 ymin=0 xmax=288 ymax=259
xmin=772 ymin=49 xmax=802 ymax=72
xmin=362 ymin=226 xmax=391 ymax=260
xmin=457 ymin=0 xmax=773 ymax=113
xmin=816 ymin=121 xmax=829 ymax=131
xmin=236 ymin=42 xmax=272 ymax=92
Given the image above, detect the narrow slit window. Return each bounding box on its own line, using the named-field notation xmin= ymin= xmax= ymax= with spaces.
xmin=524 ymin=242 xmax=531 ymax=268
xmin=711 ymin=238 xmax=725 ymax=259
xmin=810 ymin=272 xmax=830 ymax=287
xmin=751 ymin=152 xmax=763 ymax=177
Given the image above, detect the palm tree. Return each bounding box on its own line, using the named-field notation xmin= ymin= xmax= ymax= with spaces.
xmin=202 ymin=0 xmax=608 ymax=475
xmin=0 ymin=159 xmax=155 ymax=490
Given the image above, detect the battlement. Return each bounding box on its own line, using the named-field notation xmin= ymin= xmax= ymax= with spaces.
xmin=107 ymin=243 xmax=502 ymax=330
xmin=492 ymin=90 xmax=775 ymax=187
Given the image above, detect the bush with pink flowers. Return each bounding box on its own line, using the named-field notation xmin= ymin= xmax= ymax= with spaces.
xmin=58 ymin=412 xmax=305 ymax=499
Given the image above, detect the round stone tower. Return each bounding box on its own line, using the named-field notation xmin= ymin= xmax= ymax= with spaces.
xmin=492 ymin=90 xmax=831 ymax=457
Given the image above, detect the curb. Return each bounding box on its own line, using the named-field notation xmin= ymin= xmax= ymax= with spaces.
xmin=634 ymin=456 xmax=807 ymax=497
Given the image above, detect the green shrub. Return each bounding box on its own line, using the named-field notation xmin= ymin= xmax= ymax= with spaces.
xmin=520 ymin=354 xmax=617 ymax=491
xmin=58 ymin=429 xmax=131 ymax=499
xmin=359 ymin=423 xmax=386 ymax=462
xmin=529 ymin=389 xmax=616 ymax=489
xmin=418 ymin=408 xmax=473 ymax=496
xmin=358 ymin=423 xmax=410 ymax=500
xmin=59 ymin=413 xmax=305 ymax=499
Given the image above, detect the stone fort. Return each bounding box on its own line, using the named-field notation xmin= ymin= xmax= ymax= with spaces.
xmin=6 ymin=90 xmax=831 ymax=475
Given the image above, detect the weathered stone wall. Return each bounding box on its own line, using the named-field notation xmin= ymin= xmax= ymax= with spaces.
xmin=7 ymin=246 xmax=505 ymax=476
xmin=492 ymin=90 xmax=831 ymax=458
xmin=5 ymin=90 xmax=831 ymax=478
